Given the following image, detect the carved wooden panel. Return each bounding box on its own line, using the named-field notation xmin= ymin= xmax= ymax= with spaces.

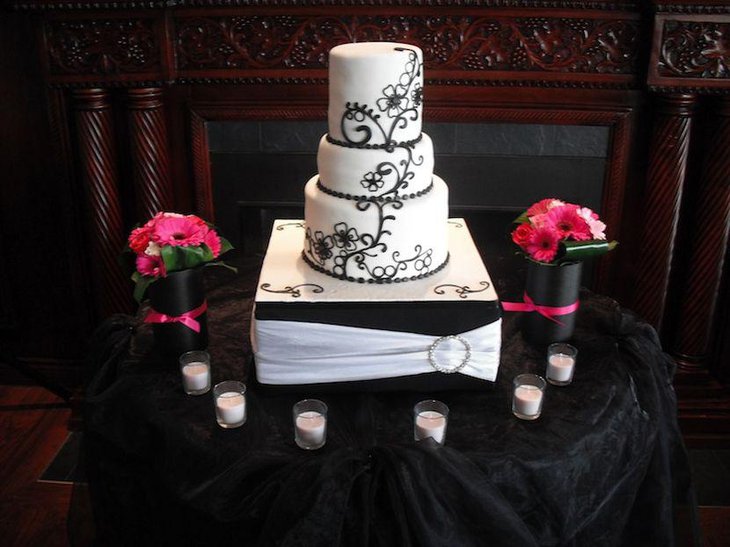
xmin=649 ymin=14 xmax=730 ymax=92
xmin=174 ymin=14 xmax=640 ymax=85
xmin=43 ymin=16 xmax=165 ymax=84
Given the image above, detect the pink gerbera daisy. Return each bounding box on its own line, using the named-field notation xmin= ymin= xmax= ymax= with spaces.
xmin=577 ymin=207 xmax=607 ymax=240
xmin=136 ymin=254 xmax=166 ymax=278
xmin=526 ymin=198 xmax=564 ymax=217
xmin=511 ymin=223 xmax=534 ymax=247
xmin=152 ymin=215 xmax=207 ymax=247
xmin=546 ymin=205 xmax=592 ymax=241
xmin=203 ymin=229 xmax=222 ymax=258
xmin=525 ymin=226 xmax=560 ymax=263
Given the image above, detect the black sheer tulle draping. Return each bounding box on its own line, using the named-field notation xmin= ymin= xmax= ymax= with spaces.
xmin=84 ymin=260 xmax=698 ymax=546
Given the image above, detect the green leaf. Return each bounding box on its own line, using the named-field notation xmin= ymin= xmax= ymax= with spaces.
xmin=133 ymin=275 xmax=154 ymax=303
xmin=205 ymin=261 xmax=238 ymax=274
xmin=559 ymin=240 xmax=618 ymax=262
xmin=513 ymin=212 xmax=529 ymax=224
xmin=218 ymin=237 xmax=234 ymax=256
xmin=161 ymin=245 xmax=208 ymax=272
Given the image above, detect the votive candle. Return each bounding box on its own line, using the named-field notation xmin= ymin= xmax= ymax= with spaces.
xmin=413 ymin=400 xmax=449 ymax=445
xmin=293 ymin=399 xmax=328 ymax=450
xmin=546 ymin=343 xmax=578 ymax=386
xmin=179 ymin=350 xmax=211 ymax=396
xmin=512 ymin=374 xmax=546 ymax=420
xmin=214 ymin=381 xmax=247 ymax=428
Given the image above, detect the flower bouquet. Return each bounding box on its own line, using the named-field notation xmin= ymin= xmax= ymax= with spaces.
xmin=505 ymin=199 xmax=617 ymax=345
xmin=125 ymin=212 xmax=234 ymax=355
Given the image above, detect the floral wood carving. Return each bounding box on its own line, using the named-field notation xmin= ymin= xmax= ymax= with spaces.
xmin=175 ymin=15 xmax=638 ymax=75
xmin=658 ymin=20 xmax=730 ymax=79
xmin=45 ymin=19 xmax=160 ymax=76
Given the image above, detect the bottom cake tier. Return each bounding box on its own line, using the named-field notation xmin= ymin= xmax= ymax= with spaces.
xmin=252 ymin=219 xmax=502 ymax=392
xmin=302 ymin=175 xmax=449 ymax=283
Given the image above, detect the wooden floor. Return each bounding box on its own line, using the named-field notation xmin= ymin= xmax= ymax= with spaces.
xmin=0 ymin=382 xmax=727 ymax=546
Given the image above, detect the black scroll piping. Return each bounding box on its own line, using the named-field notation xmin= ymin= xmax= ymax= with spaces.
xmin=447 ymin=220 xmax=464 ymax=228
xmin=316 ymin=178 xmax=433 ymax=202
xmin=433 ymin=281 xmax=491 ymax=299
xmin=276 ymin=222 xmax=305 ymax=231
xmin=302 ymin=251 xmax=449 ymax=284
xmin=259 ymin=283 xmax=324 ymax=298
xmin=326 ymin=133 xmax=422 ymax=150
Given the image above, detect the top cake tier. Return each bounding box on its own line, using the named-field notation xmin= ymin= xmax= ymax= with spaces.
xmin=327 ymin=42 xmax=423 ymax=146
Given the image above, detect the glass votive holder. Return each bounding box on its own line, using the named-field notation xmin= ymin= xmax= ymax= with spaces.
xmin=179 ymin=350 xmax=211 ymax=396
xmin=293 ymin=399 xmax=328 ymax=450
xmin=512 ymin=374 xmax=546 ymax=421
xmin=213 ymin=381 xmax=247 ymax=429
xmin=546 ymin=343 xmax=578 ymax=386
xmin=413 ymin=400 xmax=449 ymax=445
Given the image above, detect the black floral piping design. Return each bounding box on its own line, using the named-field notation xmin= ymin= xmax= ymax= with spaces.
xmin=302 ymin=250 xmax=449 ymax=284
xmin=306 ymin=46 xmax=440 ymax=282
xmin=433 ymin=281 xmax=491 ymax=299
xmin=260 ymin=283 xmax=324 ymax=298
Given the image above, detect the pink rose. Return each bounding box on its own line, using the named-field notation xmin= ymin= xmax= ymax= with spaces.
xmin=511 ymin=223 xmax=534 ymax=248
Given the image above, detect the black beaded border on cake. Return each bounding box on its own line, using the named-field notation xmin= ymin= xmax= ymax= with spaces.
xmin=316 ymin=178 xmax=434 ymax=202
xmin=326 ymin=133 xmax=423 ymax=150
xmin=301 ymin=251 xmax=450 ymax=284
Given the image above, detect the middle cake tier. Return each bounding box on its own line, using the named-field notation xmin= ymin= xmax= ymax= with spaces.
xmin=317 ymin=133 xmax=434 ymax=197
xmin=303 ymin=174 xmax=449 ymax=283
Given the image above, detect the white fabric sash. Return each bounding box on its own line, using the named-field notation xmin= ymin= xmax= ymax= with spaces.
xmin=252 ymin=315 xmax=501 ymax=385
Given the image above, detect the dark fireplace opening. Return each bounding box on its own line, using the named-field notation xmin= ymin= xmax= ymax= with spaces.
xmin=209 ymin=120 xmax=608 ymax=288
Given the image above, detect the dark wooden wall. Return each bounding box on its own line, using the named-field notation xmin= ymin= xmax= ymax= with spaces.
xmin=2 ymin=0 xmax=729 ymax=444
xmin=0 ymin=11 xmax=93 ymax=384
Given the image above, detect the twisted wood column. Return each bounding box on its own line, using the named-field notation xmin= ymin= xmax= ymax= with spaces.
xmin=127 ymin=88 xmax=174 ymax=221
xmin=633 ymin=94 xmax=696 ymax=332
xmin=73 ymin=89 xmax=132 ymax=317
xmin=673 ymin=97 xmax=730 ymax=370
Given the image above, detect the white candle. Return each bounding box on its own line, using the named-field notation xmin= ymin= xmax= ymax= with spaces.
xmin=216 ymin=392 xmax=246 ymax=425
xmin=415 ymin=411 xmax=447 ymax=444
xmin=295 ymin=411 xmax=326 ymax=446
xmin=182 ymin=362 xmax=209 ymax=392
xmin=547 ymin=353 xmax=575 ymax=383
xmin=513 ymin=385 xmax=543 ymax=416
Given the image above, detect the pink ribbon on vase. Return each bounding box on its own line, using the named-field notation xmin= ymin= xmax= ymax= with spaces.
xmin=502 ymin=293 xmax=579 ymax=326
xmin=144 ymin=301 xmax=208 ymax=333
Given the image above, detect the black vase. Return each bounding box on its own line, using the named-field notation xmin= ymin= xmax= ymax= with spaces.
xmin=147 ymin=268 xmax=208 ymax=357
xmin=523 ymin=260 xmax=582 ymax=346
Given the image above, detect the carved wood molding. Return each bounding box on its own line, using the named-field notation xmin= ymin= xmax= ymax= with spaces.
xmin=45 ymin=17 xmax=162 ymax=77
xmin=174 ymin=14 xmax=640 ymax=77
xmin=649 ymin=14 xmax=730 ymax=93
xmin=14 ymin=1 xmax=639 ymax=12
xmin=39 ymin=10 xmax=640 ymax=87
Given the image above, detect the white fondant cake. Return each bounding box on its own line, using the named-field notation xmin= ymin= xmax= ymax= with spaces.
xmin=303 ymin=42 xmax=449 ymax=283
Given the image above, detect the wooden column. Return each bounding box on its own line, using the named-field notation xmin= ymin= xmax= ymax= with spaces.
xmin=73 ymin=89 xmax=132 ymax=317
xmin=673 ymin=97 xmax=730 ymax=369
xmin=127 ymin=88 xmax=174 ymax=221
xmin=633 ymin=94 xmax=696 ymax=331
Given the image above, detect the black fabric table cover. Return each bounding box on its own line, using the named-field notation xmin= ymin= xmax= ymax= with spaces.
xmin=84 ymin=260 xmax=697 ymax=547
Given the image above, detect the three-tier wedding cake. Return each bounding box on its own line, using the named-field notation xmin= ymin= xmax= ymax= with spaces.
xmin=301 ymin=43 xmax=449 ymax=283
xmin=252 ymin=42 xmax=501 ymax=391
